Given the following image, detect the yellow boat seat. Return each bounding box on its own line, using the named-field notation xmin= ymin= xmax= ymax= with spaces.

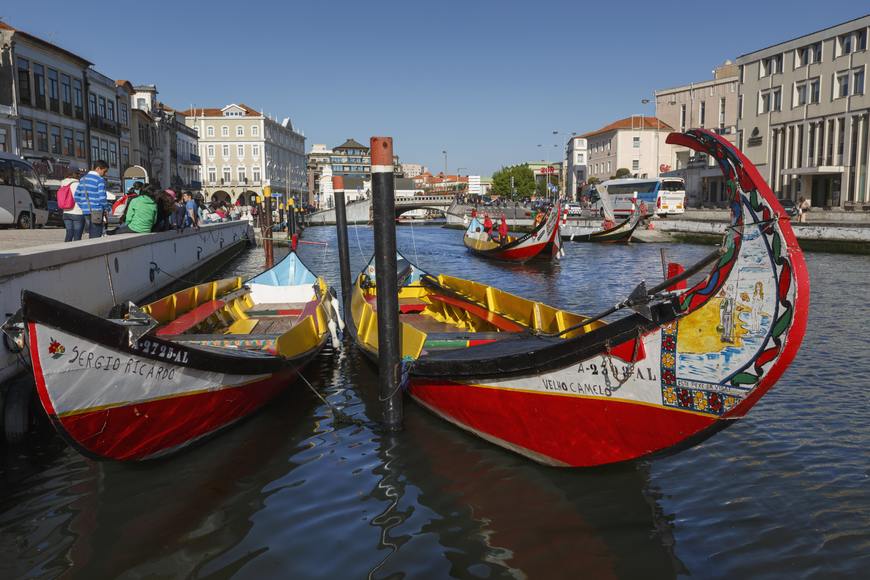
xmin=226 ymin=319 xmax=259 ymax=335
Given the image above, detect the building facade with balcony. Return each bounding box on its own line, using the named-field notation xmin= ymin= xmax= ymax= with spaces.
xmin=183 ymin=104 xmax=305 ymax=205
xmin=307 ymin=143 xmax=332 ymax=208
xmin=86 ymin=69 xmax=122 ymax=191
xmin=582 ymin=116 xmax=675 ymax=184
xmin=655 ymin=61 xmax=739 ymax=206
xmin=565 ymin=136 xmax=588 ymax=198
xmin=0 ymin=21 xmax=91 ymax=175
xmin=736 ymin=15 xmax=869 ymax=208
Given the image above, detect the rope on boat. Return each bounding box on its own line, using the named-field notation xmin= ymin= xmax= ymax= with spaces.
xmin=104 ymin=255 xmax=118 ymax=306
xmin=148 ymin=261 xmax=205 ymax=287
xmin=602 ymin=330 xmax=642 ymax=392
xmin=296 ymin=371 xmax=364 ymax=427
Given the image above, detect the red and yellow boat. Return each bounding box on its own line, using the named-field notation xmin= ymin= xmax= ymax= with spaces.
xmin=17 ymin=251 xmax=337 ymax=461
xmin=348 ymin=130 xmax=809 ymax=467
xmin=463 ymin=203 xmax=562 ymax=262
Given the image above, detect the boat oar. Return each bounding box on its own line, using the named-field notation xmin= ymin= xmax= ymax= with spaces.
xmin=548 ymin=246 xmax=725 ymax=337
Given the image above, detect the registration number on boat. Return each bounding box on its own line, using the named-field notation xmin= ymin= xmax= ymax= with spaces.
xmin=133 ymin=339 xmax=190 ymax=364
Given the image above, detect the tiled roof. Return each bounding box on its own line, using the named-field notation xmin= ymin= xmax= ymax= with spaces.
xmin=334 ymin=138 xmax=368 ymax=151
xmin=179 ymin=104 xmax=262 ymax=117
xmin=0 ymin=21 xmax=92 ymax=66
xmin=580 ymin=116 xmax=673 ymax=138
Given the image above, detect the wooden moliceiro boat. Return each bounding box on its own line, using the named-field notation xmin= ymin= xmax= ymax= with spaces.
xmin=561 ymin=210 xmax=641 ymax=243
xmin=19 ymin=251 xmax=337 ymax=461
xmin=463 ymin=204 xmax=562 ymax=262
xmin=349 ymin=130 xmax=808 ymax=467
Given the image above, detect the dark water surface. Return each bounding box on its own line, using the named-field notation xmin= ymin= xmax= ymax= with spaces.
xmin=1 ymin=225 xmax=868 ymax=579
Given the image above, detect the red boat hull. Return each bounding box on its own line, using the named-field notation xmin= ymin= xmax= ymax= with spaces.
xmin=410 ymin=379 xmax=717 ymax=466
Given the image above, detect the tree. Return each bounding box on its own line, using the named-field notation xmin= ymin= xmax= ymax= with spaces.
xmin=491 ymin=165 xmax=536 ymax=198
xmin=614 ymin=168 xmax=632 ymax=179
xmin=587 ymin=176 xmax=601 ymax=186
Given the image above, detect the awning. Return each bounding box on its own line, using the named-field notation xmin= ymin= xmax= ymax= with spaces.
xmin=781 ymin=166 xmax=844 ymax=176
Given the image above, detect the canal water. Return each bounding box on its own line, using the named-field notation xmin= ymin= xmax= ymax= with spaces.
xmin=1 ymin=225 xmax=868 ymax=579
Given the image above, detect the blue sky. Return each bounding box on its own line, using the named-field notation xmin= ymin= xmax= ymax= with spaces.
xmin=3 ymin=1 xmax=866 ymax=176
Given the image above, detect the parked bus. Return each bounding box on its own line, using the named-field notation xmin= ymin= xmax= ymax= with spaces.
xmin=597 ymin=177 xmax=686 ymax=217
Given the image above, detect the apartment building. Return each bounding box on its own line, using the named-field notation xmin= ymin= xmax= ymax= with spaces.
xmin=736 ymin=15 xmax=869 ymax=207
xmin=565 ymin=136 xmax=588 ymax=197
xmin=401 ymin=163 xmax=426 ymax=178
xmin=655 ymin=61 xmax=739 ymax=206
xmin=86 ymin=69 xmax=122 ymax=189
xmin=583 ymin=116 xmax=674 ymax=183
xmin=183 ymin=104 xmax=305 ymax=205
xmin=0 ymin=21 xmax=91 ymax=175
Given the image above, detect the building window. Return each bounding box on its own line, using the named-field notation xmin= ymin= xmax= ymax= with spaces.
xmin=221 ymin=126 xmax=229 ymax=137
xmin=252 ymin=144 xmax=260 ymax=157
xmin=107 ymin=100 xmax=115 ymax=121
xmin=19 ymin=119 xmax=34 ymax=150
xmin=237 ymin=166 xmax=246 ymax=182
xmin=839 ymin=33 xmax=853 ymax=57
xmin=121 ymin=145 xmax=129 ymax=168
xmin=222 ymin=144 xmax=229 ymax=158
xmin=47 ymin=68 xmax=59 ymax=112
xmin=252 ymin=125 xmax=259 ymax=137
xmin=222 ymin=166 xmax=231 ymax=183
xmin=33 ymin=63 xmax=46 ymax=108
xmin=91 ymin=136 xmax=100 ymax=161
xmin=60 ymin=74 xmax=72 ymax=116
xmin=89 ymin=93 xmax=97 ymax=117
xmin=207 ymin=166 xmax=216 ymax=182
xmin=699 ymin=101 xmax=706 ymax=126
xmin=853 ymin=68 xmax=865 ymax=95
xmin=236 ymin=125 xmax=244 ymax=136
xmin=207 ymin=144 xmax=215 ymax=158
xmin=738 ymin=94 xmax=743 ymax=119
xmin=836 ymin=72 xmax=850 ymax=98
xmin=719 ymin=97 xmax=726 ymax=128
xmin=63 ymin=128 xmax=74 ymax=156
xmin=207 ymin=126 xmax=214 ymax=137
xmin=73 ymin=79 xmax=83 ymax=119
xmin=631 ymin=159 xmax=640 ymax=171
xmin=858 ymin=29 xmax=868 ymax=51
xmin=237 ymin=144 xmax=244 ymax=158
xmin=120 ymin=103 xmax=128 ymax=126
xmin=810 ymin=78 xmax=821 ymax=103
xmin=252 ymin=166 xmax=261 ymax=183
xmin=17 ymin=58 xmax=31 ymax=104
xmin=100 ymin=139 xmax=109 ymax=163
xmin=772 ymin=87 xmax=782 ymax=111
xmin=795 ymin=82 xmax=808 ymax=106
xmin=761 ymin=54 xmax=782 ymax=77
xmin=98 ymin=96 xmax=106 ymax=118
xmin=109 ymin=142 xmax=118 ymax=167
xmin=50 ymin=126 xmax=61 ymax=154
xmin=136 ymin=97 xmax=147 ymax=109
xmin=632 ymin=136 xmax=640 ymax=148
xmin=75 ymin=131 xmax=85 ymax=158
xmin=36 ymin=122 xmax=48 ymax=152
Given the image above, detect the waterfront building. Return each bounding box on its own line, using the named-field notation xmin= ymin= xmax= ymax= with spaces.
xmin=183 ymin=104 xmax=306 ymax=205
xmin=306 ymin=143 xmax=332 ymax=207
xmin=86 ymin=69 xmax=123 ymax=192
xmin=331 ymin=138 xmax=370 ymax=180
xmin=401 ymin=163 xmax=426 ymax=178
xmin=412 ymin=172 xmax=468 ymax=194
xmin=582 ymin=116 xmax=675 ymax=183
xmin=736 ymin=15 xmax=870 ymax=207
xmin=565 ymin=136 xmax=588 ymax=198
xmin=115 ymin=80 xmax=134 ymax=185
xmin=655 ymin=61 xmax=739 ymax=206
xmin=0 ymin=21 xmax=91 ymax=174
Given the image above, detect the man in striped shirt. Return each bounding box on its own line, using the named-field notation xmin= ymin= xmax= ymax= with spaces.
xmin=75 ymin=160 xmax=109 ymax=238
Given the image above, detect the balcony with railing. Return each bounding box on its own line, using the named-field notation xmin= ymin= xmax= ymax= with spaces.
xmin=88 ymin=116 xmax=119 ymax=135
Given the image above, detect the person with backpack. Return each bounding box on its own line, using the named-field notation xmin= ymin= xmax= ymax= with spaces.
xmin=109 ymin=189 xmax=157 ymax=235
xmin=58 ymin=169 xmax=84 ymax=242
xmin=74 ymin=160 xmax=109 ymax=238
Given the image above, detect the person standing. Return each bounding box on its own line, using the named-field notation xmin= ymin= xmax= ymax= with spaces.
xmin=59 ymin=170 xmax=84 ymax=242
xmin=798 ymin=196 xmax=811 ymax=223
xmin=74 ymin=160 xmax=109 ymax=238
xmin=183 ymin=191 xmax=199 ymax=230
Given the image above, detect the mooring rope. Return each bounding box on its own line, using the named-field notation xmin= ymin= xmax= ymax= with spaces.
xmin=296 ymin=371 xmax=365 ymax=427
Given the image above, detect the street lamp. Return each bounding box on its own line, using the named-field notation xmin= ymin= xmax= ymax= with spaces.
xmin=442 ymin=150 xmax=447 ymax=175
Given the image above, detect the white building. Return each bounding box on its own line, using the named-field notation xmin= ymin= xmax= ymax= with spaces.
xmin=582 ymin=116 xmax=675 ymax=183
xmin=565 ymin=136 xmax=588 ymax=198
xmin=183 ymin=104 xmax=305 ymax=205
xmin=401 ymin=163 xmax=426 ymax=178
xmin=736 ymin=15 xmax=869 ymax=207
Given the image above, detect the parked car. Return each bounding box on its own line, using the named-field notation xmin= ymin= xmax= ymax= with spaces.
xmin=778 ymin=198 xmax=800 ymax=219
xmin=0 ymin=152 xmax=50 ymax=228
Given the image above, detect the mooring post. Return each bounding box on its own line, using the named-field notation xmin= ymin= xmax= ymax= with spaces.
xmin=332 ymin=175 xmax=353 ymax=315
xmin=370 ymin=136 xmax=403 ymax=431
xmin=288 ymin=197 xmax=296 ymax=239
xmin=263 ymin=185 xmax=274 ymax=268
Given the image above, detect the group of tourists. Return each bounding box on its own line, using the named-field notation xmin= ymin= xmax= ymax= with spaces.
xmin=57 ymin=160 xmax=255 ymax=243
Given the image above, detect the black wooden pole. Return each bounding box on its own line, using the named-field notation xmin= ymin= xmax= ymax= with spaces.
xmin=333 ymin=175 xmax=353 ymax=316
xmin=370 ymin=136 xmax=403 ymax=431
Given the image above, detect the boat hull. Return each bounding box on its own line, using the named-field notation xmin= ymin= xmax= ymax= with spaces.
xmin=464 ymin=205 xmax=561 ymax=262
xmin=27 ymin=318 xmax=318 ymax=462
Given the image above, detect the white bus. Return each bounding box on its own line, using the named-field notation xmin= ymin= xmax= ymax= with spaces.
xmin=597 ymin=177 xmax=686 ymax=217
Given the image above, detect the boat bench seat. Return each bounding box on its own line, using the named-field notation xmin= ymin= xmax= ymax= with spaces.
xmin=366 ymin=295 xmax=427 ymax=314
xmin=227 ymin=319 xmax=259 ymax=335
xmin=155 ymin=300 xmax=226 ymax=336
xmin=427 ymin=294 xmax=526 ymax=332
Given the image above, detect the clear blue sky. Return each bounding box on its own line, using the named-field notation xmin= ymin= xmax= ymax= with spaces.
xmin=3 ymin=1 xmax=866 ymax=176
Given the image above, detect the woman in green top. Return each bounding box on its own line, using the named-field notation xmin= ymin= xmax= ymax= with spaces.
xmin=109 ymin=191 xmax=157 ymax=235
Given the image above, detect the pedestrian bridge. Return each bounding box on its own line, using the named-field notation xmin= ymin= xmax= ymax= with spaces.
xmin=306 ymin=195 xmax=456 ymax=225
